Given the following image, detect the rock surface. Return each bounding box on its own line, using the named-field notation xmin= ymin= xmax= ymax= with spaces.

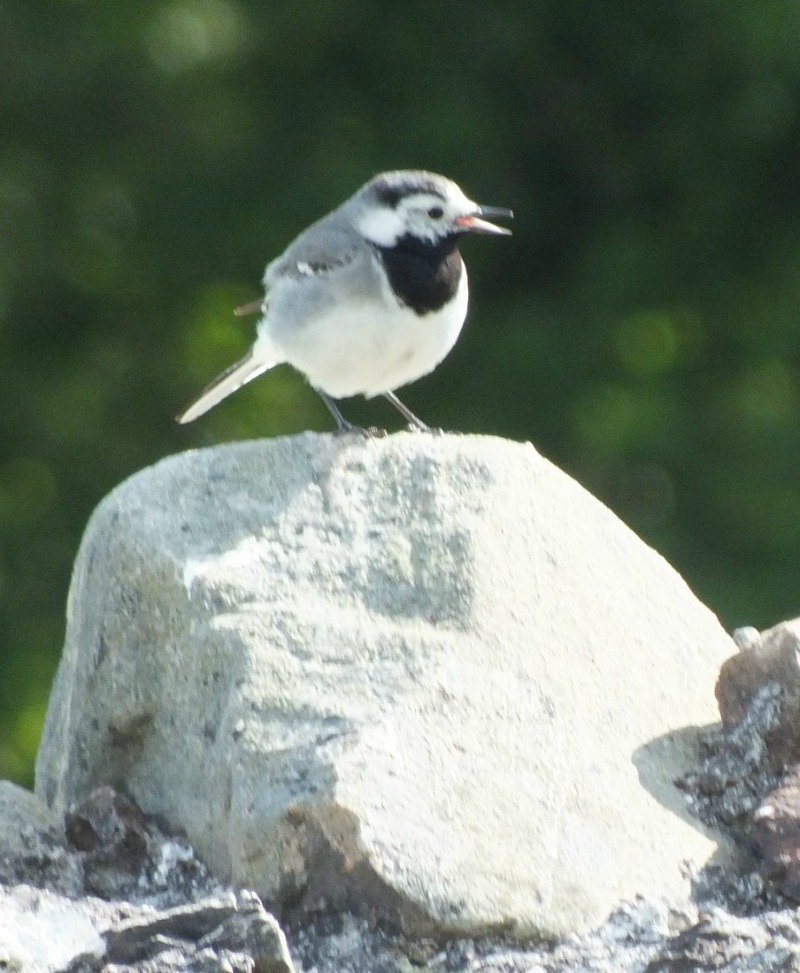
xmin=717 ymin=618 xmax=800 ymax=730
xmin=678 ymin=683 xmax=782 ymax=838
xmin=700 ymin=619 xmax=800 ymax=901
xmin=753 ymin=768 xmax=800 ymax=900
xmin=35 ymin=433 xmax=737 ymax=937
xmin=3 ymin=780 xmax=800 ymax=973
xmin=0 ymin=780 xmax=60 ymax=858
xmin=0 ymin=786 xmax=293 ymax=973
xmin=288 ymin=894 xmax=800 ymax=973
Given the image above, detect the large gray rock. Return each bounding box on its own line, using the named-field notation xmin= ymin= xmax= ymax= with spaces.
xmin=36 ymin=433 xmax=736 ymax=938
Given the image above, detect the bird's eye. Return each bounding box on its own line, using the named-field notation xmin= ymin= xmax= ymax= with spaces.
xmin=427 ymin=206 xmax=444 ymax=219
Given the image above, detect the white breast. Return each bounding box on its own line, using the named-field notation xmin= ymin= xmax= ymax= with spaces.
xmin=258 ymin=258 xmax=469 ymax=400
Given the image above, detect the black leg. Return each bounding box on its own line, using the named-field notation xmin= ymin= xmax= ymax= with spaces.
xmin=383 ymin=391 xmax=429 ymax=431
xmin=315 ymin=389 xmax=360 ymax=433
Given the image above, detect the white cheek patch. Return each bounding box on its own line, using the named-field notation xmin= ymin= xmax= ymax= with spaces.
xmin=358 ymin=207 xmax=404 ymax=246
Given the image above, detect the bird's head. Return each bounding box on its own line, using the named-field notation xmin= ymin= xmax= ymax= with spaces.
xmin=354 ymin=170 xmax=513 ymax=248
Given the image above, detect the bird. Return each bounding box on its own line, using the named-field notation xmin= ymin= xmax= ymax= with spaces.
xmin=176 ymin=170 xmax=513 ymax=433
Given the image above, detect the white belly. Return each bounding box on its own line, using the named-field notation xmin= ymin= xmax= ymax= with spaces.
xmin=258 ymin=264 xmax=469 ymax=399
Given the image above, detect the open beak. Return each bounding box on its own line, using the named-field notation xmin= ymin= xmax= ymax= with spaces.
xmin=455 ymin=204 xmax=513 ymax=235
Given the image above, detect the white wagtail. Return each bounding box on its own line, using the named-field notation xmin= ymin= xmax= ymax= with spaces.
xmin=177 ymin=170 xmax=512 ymax=432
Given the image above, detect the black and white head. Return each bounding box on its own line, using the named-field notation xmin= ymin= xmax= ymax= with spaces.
xmin=352 ymin=170 xmax=512 ymax=248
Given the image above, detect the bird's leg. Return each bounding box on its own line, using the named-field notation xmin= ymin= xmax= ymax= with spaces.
xmin=383 ymin=391 xmax=429 ymax=432
xmin=315 ymin=389 xmax=361 ymax=433
xmin=315 ymin=389 xmax=381 ymax=437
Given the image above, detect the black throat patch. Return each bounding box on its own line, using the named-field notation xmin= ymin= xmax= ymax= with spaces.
xmin=377 ymin=233 xmax=463 ymax=316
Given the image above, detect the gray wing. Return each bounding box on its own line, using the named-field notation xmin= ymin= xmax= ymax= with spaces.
xmin=263 ymin=209 xmax=364 ymax=290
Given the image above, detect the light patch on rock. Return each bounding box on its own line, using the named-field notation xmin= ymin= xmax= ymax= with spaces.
xmin=0 ymin=886 xmax=106 ymax=972
xmin=183 ymin=535 xmax=267 ymax=598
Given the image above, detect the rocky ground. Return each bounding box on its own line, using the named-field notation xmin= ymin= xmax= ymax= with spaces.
xmin=8 ymin=436 xmax=800 ymax=971
xmin=6 ymin=620 xmax=800 ymax=971
xmin=2 ymin=789 xmax=800 ymax=973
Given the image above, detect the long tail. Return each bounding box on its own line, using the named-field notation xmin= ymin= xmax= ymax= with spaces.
xmin=176 ymin=351 xmax=276 ymax=424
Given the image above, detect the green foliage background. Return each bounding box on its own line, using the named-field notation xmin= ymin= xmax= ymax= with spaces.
xmin=3 ymin=1 xmax=800 ymax=784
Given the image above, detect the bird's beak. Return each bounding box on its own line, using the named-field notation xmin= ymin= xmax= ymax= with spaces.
xmin=455 ymin=205 xmax=513 ymax=235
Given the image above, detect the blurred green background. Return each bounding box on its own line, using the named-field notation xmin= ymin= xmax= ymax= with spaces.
xmin=3 ymin=1 xmax=800 ymax=785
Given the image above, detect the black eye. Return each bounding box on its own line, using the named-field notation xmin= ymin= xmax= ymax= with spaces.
xmin=427 ymin=206 xmax=444 ymax=219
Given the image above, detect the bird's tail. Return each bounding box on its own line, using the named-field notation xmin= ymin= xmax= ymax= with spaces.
xmin=176 ymin=351 xmax=276 ymax=424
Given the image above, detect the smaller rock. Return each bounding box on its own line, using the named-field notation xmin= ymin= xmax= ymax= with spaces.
xmin=677 ymin=684 xmax=781 ymax=834
xmin=63 ymin=787 xmax=213 ymax=907
xmin=0 ymin=785 xmax=295 ymax=972
xmin=199 ymin=889 xmax=292 ymax=962
xmin=65 ymin=786 xmax=149 ymax=854
xmin=671 ymin=658 xmax=800 ymax=912
xmin=65 ymin=786 xmax=151 ymax=898
xmin=643 ymin=907 xmax=800 ymax=972
xmin=0 ymin=884 xmax=117 ymax=973
xmin=716 ymin=619 xmax=800 ymax=731
xmin=102 ymin=892 xmax=239 ymax=963
xmin=0 ymin=781 xmax=81 ymax=895
xmin=753 ymin=768 xmax=800 ymax=901
xmin=0 ymin=781 xmax=60 ymax=858
xmin=100 ymin=891 xmax=293 ymax=972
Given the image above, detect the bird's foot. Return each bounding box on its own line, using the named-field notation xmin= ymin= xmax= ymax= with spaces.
xmin=334 ymin=421 xmax=387 ymax=439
